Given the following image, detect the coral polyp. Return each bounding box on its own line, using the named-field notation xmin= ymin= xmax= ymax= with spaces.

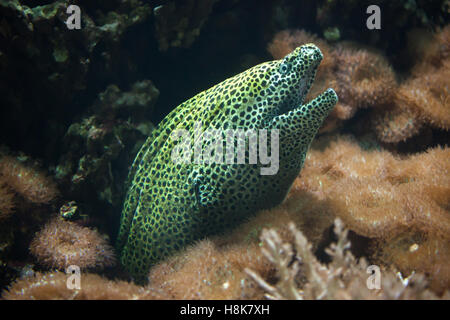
xmin=29 ymin=218 xmax=116 ymax=270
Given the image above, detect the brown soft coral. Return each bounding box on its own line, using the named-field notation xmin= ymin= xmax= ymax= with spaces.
xmin=377 ymin=231 xmax=450 ymax=294
xmin=295 ymin=136 xmax=450 ymax=292
xmin=2 ymin=271 xmax=168 ymax=300
xmin=298 ymin=137 xmax=450 ymax=238
xmin=29 ymin=218 xmax=116 ymax=270
xmin=373 ymin=105 xmax=423 ymax=143
xmin=0 ymin=155 xmax=58 ymax=205
xmin=148 ymin=240 xmax=271 ymax=299
xmin=332 ymin=46 xmax=397 ymax=119
xmin=395 ymin=64 xmax=450 ymax=131
xmin=374 ymin=26 xmax=450 ymax=143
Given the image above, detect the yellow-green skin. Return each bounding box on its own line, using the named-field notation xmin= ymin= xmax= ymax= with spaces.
xmin=117 ymin=44 xmax=338 ymax=283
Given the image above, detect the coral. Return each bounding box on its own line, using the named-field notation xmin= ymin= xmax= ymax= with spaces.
xmin=395 ymin=64 xmax=450 ymax=131
xmin=0 ymin=0 xmax=153 ymax=164
xmin=374 ymin=25 xmax=450 ymax=144
xmin=332 ymin=46 xmax=397 ymax=118
xmin=4 ymin=219 xmax=448 ymax=300
xmin=0 ymin=152 xmax=59 ymax=273
xmin=408 ymin=25 xmax=450 ymax=71
xmin=153 ymin=0 xmax=216 ymax=51
xmin=147 ymin=240 xmax=271 ymax=300
xmin=1 ymin=271 xmax=167 ymax=300
xmin=294 ymin=136 xmax=450 ymax=292
xmin=29 ymin=218 xmax=116 ymax=270
xmin=377 ymin=231 xmax=450 ymax=294
xmin=55 ymin=80 xmax=158 ymax=207
xmin=246 ymin=219 xmax=446 ymax=299
xmin=373 ymin=105 xmax=423 ymax=143
xmin=0 ymin=155 xmax=58 ymax=204
xmin=95 ymin=81 xmax=159 ymax=119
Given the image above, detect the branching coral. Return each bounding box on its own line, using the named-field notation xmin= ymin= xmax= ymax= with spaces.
xmin=297 ymin=136 xmax=450 ymax=238
xmin=246 ymin=219 xmax=446 ymax=300
xmin=294 ymin=136 xmax=450 ymax=292
xmin=29 ymin=218 xmax=116 ymax=270
xmin=0 ymin=155 xmax=58 ymax=205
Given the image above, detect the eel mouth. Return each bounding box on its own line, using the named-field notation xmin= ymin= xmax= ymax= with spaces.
xmin=277 ymin=45 xmax=323 ymax=115
xmin=278 ymin=67 xmax=319 ymax=115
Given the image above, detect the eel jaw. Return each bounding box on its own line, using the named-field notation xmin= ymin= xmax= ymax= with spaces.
xmin=277 ymin=45 xmax=323 ymax=115
xmin=271 ymin=88 xmax=338 ymax=135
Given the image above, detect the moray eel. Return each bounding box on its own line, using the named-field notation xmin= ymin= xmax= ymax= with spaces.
xmin=117 ymin=44 xmax=338 ymax=282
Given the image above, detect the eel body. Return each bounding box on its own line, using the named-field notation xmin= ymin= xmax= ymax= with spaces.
xmin=117 ymin=44 xmax=338 ymax=282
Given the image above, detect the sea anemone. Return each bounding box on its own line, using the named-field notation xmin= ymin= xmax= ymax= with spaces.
xmin=29 ymin=218 xmax=116 ymax=270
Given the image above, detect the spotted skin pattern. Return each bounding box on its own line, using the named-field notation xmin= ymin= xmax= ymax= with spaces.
xmin=117 ymin=44 xmax=338 ymax=282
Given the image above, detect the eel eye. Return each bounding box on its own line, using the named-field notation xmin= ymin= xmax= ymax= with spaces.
xmin=279 ymin=63 xmax=291 ymax=75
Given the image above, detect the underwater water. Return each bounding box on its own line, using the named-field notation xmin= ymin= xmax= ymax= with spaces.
xmin=0 ymin=0 xmax=449 ymax=300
